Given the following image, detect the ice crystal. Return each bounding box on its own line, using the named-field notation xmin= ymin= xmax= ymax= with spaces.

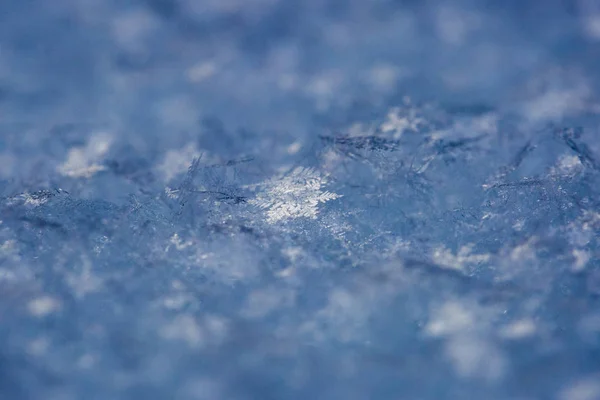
xmin=248 ymin=167 xmax=342 ymax=223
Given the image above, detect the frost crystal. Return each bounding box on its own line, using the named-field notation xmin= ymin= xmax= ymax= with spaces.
xmin=248 ymin=167 xmax=342 ymax=223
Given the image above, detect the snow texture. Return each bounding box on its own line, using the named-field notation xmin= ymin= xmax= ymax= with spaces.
xmin=1 ymin=0 xmax=600 ymax=399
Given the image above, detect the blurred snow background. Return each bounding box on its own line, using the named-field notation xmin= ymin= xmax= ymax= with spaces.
xmin=1 ymin=0 xmax=600 ymax=399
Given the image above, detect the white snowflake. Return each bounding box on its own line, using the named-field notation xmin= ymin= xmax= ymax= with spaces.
xmin=431 ymin=244 xmax=490 ymax=271
xmin=58 ymin=132 xmax=112 ymax=178
xmin=380 ymin=106 xmax=424 ymax=138
xmin=248 ymin=167 xmax=342 ymax=224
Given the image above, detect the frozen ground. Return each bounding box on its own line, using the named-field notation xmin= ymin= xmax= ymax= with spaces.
xmin=1 ymin=0 xmax=600 ymax=399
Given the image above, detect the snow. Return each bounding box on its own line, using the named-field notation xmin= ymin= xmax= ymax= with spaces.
xmin=1 ymin=0 xmax=600 ymax=399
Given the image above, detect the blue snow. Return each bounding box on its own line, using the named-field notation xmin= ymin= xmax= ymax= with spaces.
xmin=1 ymin=0 xmax=600 ymax=399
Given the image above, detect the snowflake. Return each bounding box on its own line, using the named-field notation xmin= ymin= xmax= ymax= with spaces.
xmin=248 ymin=167 xmax=342 ymax=224
xmin=431 ymin=244 xmax=490 ymax=271
xmin=57 ymin=132 xmax=112 ymax=178
xmin=380 ymin=106 xmax=424 ymax=138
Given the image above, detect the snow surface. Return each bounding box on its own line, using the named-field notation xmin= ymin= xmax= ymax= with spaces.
xmin=1 ymin=0 xmax=600 ymax=399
